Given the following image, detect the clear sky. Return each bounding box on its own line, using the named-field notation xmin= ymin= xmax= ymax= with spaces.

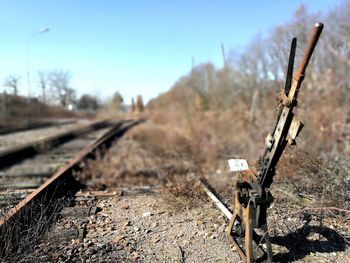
xmin=0 ymin=0 xmax=342 ymax=104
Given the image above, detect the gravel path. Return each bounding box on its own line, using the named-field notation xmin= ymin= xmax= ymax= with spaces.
xmin=30 ymin=192 xmax=240 ymax=263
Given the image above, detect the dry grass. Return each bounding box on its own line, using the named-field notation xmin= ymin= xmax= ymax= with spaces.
xmin=0 ymin=195 xmax=71 ymax=262
xmin=75 ymin=120 xmax=197 ymax=189
xmin=277 ymin=147 xmax=350 ymax=209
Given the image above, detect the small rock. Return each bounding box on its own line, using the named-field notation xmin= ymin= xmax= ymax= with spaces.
xmin=195 ymin=220 xmax=204 ymax=226
xmin=218 ymin=224 xmax=226 ymax=233
xmin=120 ymin=204 xmax=129 ymax=210
xmin=114 ymin=235 xmax=125 ymax=243
xmin=142 ymin=211 xmax=152 ymax=217
xmin=217 ymin=215 xmax=225 ymax=220
xmin=183 ymin=240 xmax=190 ymax=246
xmin=204 ymin=231 xmax=211 ymax=237
xmin=123 ymin=221 xmax=132 ymax=227
xmin=96 ymin=243 xmax=106 ymax=249
xmin=153 ymin=237 xmax=160 ymax=243
xmin=129 ymin=252 xmax=139 ymax=261
xmin=150 ymin=222 xmax=158 ymax=228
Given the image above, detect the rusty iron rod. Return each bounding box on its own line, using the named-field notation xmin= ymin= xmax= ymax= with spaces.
xmin=293 ymin=23 xmax=324 ymax=81
xmin=200 ymin=179 xmax=232 ymax=219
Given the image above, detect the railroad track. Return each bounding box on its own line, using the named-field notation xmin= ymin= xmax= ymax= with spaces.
xmin=0 ymin=118 xmax=77 ymax=135
xmin=0 ymin=118 xmax=81 ymax=135
xmin=0 ymin=117 xmax=239 ymax=262
xmin=0 ymin=118 xmax=142 ymax=259
xmin=0 ymin=118 xmax=110 ymax=169
xmin=0 ymin=127 xmax=106 ymax=215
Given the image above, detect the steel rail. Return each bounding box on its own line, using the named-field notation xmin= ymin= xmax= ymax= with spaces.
xmin=200 ymin=179 xmax=232 ymax=219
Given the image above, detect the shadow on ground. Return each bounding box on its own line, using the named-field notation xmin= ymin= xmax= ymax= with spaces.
xmin=272 ymin=224 xmax=349 ymax=262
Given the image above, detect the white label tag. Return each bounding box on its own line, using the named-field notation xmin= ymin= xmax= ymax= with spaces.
xmin=228 ymin=159 xmax=249 ymax=172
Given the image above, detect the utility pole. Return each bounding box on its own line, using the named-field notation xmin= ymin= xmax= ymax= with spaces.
xmin=191 ymin=56 xmax=195 ymax=72
xmin=221 ymin=43 xmax=227 ymax=68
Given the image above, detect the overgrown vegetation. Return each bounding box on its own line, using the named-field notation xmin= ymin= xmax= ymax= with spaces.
xmin=278 ymin=148 xmax=350 ymax=208
xmin=143 ymin=3 xmax=350 ymax=213
xmin=148 ymin=3 xmax=349 ymax=161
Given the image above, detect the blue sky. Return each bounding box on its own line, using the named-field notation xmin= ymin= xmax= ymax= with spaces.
xmin=0 ymin=0 xmax=342 ymax=103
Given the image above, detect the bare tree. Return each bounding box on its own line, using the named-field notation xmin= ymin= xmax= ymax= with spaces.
xmin=47 ymin=70 xmax=76 ymax=107
xmin=37 ymin=71 xmax=48 ymax=104
xmin=3 ymin=75 xmax=20 ymax=95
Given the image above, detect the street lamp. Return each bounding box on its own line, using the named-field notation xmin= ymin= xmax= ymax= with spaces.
xmin=26 ymin=27 xmax=50 ymax=98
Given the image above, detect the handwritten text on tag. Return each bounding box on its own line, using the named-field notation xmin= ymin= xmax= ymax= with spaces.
xmin=228 ymin=159 xmax=249 ymax=172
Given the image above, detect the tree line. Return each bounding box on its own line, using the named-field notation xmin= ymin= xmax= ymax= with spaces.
xmin=148 ymin=2 xmax=350 ymax=159
xmin=3 ymin=70 xmax=103 ymax=111
xmin=149 ymin=2 xmax=350 ymax=111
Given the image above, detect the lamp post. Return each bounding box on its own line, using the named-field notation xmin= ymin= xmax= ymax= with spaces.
xmin=26 ymin=27 xmax=50 ymax=99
